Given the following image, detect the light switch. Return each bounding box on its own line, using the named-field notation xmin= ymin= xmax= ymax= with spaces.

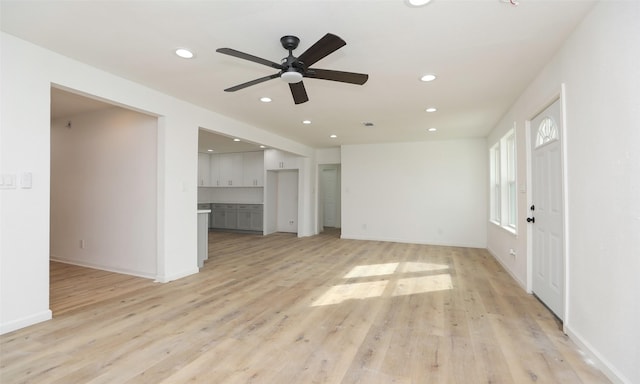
xmin=20 ymin=172 xmax=32 ymax=189
xmin=0 ymin=173 xmax=17 ymax=189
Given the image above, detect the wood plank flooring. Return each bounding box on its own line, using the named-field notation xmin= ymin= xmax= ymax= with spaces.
xmin=0 ymin=229 xmax=610 ymax=383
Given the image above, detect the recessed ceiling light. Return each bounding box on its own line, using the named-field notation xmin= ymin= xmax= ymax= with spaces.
xmin=302 ymin=120 xmax=311 ymax=125
xmin=259 ymin=145 xmax=266 ymax=149
xmin=233 ymin=138 xmax=241 ymax=142
xmin=260 ymin=97 xmax=272 ymax=103
xmin=420 ymin=74 xmax=437 ymax=82
xmin=175 ymin=48 xmax=194 ymax=59
xmin=207 ymin=149 xmax=214 ymax=152
xmin=330 ymin=134 xmax=337 ymax=139
xmin=428 ymin=128 xmax=437 ymax=132
xmin=363 ymin=122 xmax=375 ymax=127
xmin=406 ymin=0 xmax=433 ymax=7
xmin=426 ymin=107 xmax=437 ymax=113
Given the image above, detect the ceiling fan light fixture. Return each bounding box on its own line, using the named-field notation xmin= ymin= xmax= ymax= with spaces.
xmin=281 ymin=69 xmax=303 ymax=84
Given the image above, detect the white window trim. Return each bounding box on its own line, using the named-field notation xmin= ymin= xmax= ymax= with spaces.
xmin=490 ymin=128 xmax=517 ymax=234
xmin=489 ymin=142 xmax=501 ymax=225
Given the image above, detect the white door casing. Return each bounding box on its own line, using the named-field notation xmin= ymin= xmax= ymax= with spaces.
xmin=529 ymin=97 xmax=565 ymax=320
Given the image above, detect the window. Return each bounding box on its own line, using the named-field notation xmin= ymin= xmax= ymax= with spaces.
xmin=490 ymin=143 xmax=501 ymax=223
xmin=535 ymin=116 xmax=559 ymax=148
xmin=490 ymin=128 xmax=517 ymax=232
xmin=505 ymin=131 xmax=516 ymax=229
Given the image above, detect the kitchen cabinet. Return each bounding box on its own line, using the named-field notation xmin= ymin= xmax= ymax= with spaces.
xmin=242 ymin=151 xmax=264 ymax=187
xmin=198 ymin=153 xmax=211 ymax=186
xmin=211 ymin=203 xmax=262 ymax=232
xmin=209 ymin=154 xmax=221 ymax=186
xmin=219 ymin=153 xmax=243 ymax=186
xmin=237 ymin=204 xmax=263 ymax=231
xmin=212 ymin=203 xmax=238 ymax=229
xmin=199 ymin=151 xmax=265 ymax=188
xmin=265 ymin=149 xmax=300 ymax=170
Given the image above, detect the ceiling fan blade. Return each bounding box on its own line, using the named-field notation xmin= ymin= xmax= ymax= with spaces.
xmin=216 ymin=48 xmax=283 ymax=70
xmin=289 ymin=81 xmax=309 ymax=104
xmin=297 ymin=33 xmax=346 ymax=67
xmin=224 ymin=73 xmax=280 ymax=92
xmin=305 ymin=68 xmax=369 ymax=85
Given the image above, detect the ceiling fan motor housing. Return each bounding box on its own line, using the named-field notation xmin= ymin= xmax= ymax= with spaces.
xmin=217 ymin=33 xmax=368 ymax=104
xmin=280 ymin=35 xmax=300 ymax=50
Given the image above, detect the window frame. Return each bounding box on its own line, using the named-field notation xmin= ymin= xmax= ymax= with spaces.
xmin=489 ymin=128 xmax=517 ymax=234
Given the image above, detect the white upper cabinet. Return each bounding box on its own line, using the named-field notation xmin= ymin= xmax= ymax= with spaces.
xmin=200 ymin=151 xmax=265 ymax=188
xmin=219 ymin=153 xmax=244 ymax=187
xmin=264 ymin=149 xmax=300 ymax=170
xmin=209 ymin=154 xmax=221 ymax=186
xmin=198 ymin=153 xmax=211 ymax=186
xmin=242 ymin=151 xmax=264 ymax=187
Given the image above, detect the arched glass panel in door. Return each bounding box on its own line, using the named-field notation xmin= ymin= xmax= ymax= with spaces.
xmin=535 ymin=116 xmax=559 ymax=148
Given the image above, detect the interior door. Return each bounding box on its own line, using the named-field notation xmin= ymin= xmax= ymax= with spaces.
xmin=321 ymin=168 xmax=338 ymax=227
xmin=530 ymin=98 xmax=565 ymax=320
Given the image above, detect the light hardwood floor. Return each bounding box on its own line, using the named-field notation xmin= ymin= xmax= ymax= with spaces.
xmin=1 ymin=229 xmax=609 ymax=383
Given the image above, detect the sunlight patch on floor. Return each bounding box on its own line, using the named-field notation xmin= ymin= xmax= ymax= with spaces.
xmin=344 ymin=263 xmax=399 ymax=278
xmin=399 ymin=262 xmax=449 ymax=274
xmin=311 ymin=281 xmax=388 ymax=306
xmin=391 ymin=274 xmax=453 ymax=296
xmin=312 ymin=261 xmax=453 ymax=307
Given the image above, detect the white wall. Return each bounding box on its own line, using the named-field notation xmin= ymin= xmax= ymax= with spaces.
xmin=276 ymin=170 xmax=299 ymax=233
xmin=50 ymin=107 xmax=157 ymax=277
xmin=341 ymin=139 xmax=487 ymax=248
xmin=0 ymin=32 xmax=315 ymax=334
xmin=486 ymin=2 xmax=640 ymax=383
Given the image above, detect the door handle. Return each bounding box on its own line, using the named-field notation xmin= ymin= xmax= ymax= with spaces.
xmin=527 ymin=217 xmax=535 ymax=223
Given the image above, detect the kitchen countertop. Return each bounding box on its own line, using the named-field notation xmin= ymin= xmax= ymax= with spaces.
xmin=197 ymin=209 xmax=211 ymax=214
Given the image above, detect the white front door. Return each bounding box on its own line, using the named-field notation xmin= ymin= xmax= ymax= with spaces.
xmin=530 ymin=98 xmax=565 ymax=320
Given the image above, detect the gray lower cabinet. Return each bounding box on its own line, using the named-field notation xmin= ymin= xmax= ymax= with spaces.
xmin=212 ymin=204 xmax=237 ymax=229
xmin=212 ymin=203 xmax=262 ymax=231
xmin=237 ymin=204 xmax=263 ymax=231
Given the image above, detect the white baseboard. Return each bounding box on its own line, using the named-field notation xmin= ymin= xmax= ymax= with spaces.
xmin=0 ymin=310 xmax=52 ymax=335
xmin=50 ymin=257 xmax=156 ymax=280
xmin=155 ymin=267 xmax=199 ymax=283
xmin=486 ymin=246 xmax=527 ymax=290
xmin=564 ymin=326 xmax=632 ymax=384
xmin=339 ymin=233 xmax=486 ymax=249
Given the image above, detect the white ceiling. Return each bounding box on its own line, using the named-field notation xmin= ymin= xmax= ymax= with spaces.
xmin=2 ymin=0 xmax=596 ymax=150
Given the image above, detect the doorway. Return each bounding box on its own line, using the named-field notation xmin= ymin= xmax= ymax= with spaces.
xmin=318 ymin=164 xmax=341 ymax=231
xmin=50 ymin=87 xmax=158 ymax=316
xmin=529 ymin=96 xmax=565 ymax=321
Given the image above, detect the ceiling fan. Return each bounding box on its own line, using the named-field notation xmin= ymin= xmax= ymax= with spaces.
xmin=216 ymin=33 xmax=369 ymax=104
